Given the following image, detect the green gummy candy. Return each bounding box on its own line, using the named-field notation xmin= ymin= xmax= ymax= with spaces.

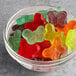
xmin=8 ymin=30 xmax=21 ymax=52
xmin=48 ymin=8 xmax=53 ymax=11
xmin=16 ymin=15 xmax=34 ymax=25
xmin=37 ymin=10 xmax=48 ymax=19
xmin=22 ymin=26 xmax=45 ymax=44
xmin=66 ymin=29 xmax=76 ymax=51
xmin=56 ymin=6 xmax=64 ymax=12
xmin=37 ymin=8 xmax=53 ymax=17
xmin=37 ymin=8 xmax=53 ymax=22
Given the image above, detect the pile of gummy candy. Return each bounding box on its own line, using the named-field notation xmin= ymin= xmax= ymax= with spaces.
xmin=8 ymin=7 xmax=76 ymax=61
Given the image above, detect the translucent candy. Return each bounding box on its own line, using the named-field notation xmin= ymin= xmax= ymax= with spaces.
xmin=42 ymin=37 xmax=67 ymax=60
xmin=60 ymin=50 xmax=68 ymax=58
xmin=37 ymin=10 xmax=48 ymax=19
xmin=12 ymin=24 xmax=25 ymax=31
xmin=22 ymin=26 xmax=45 ymax=44
xmin=48 ymin=8 xmax=53 ymax=11
xmin=66 ymin=29 xmax=76 ymax=51
xmin=18 ymin=38 xmax=51 ymax=59
xmin=56 ymin=20 xmax=76 ymax=36
xmin=24 ymin=22 xmax=39 ymax=31
xmin=8 ymin=30 xmax=21 ymax=52
xmin=18 ymin=38 xmax=42 ymax=59
xmin=47 ymin=11 xmax=67 ymax=28
xmin=44 ymin=23 xmax=63 ymax=43
xmin=56 ymin=6 xmax=65 ymax=12
xmin=60 ymin=32 xmax=66 ymax=45
xmin=16 ymin=15 xmax=34 ymax=25
xmin=37 ymin=8 xmax=53 ymax=19
xmin=24 ymin=13 xmax=47 ymax=31
xmin=34 ymin=13 xmax=47 ymax=25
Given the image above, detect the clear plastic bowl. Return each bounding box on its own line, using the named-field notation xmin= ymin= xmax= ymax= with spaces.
xmin=3 ymin=5 xmax=76 ymax=72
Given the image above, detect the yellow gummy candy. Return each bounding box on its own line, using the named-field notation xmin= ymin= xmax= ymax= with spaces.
xmin=44 ymin=23 xmax=65 ymax=43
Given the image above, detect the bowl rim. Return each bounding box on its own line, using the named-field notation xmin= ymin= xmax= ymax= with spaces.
xmin=3 ymin=5 xmax=76 ymax=65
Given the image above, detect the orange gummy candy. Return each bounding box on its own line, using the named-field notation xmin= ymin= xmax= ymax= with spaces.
xmin=42 ymin=37 xmax=67 ymax=60
xmin=55 ymin=20 xmax=76 ymax=36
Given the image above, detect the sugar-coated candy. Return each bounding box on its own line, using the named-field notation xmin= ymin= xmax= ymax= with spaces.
xmin=47 ymin=11 xmax=67 ymax=28
xmin=22 ymin=26 xmax=45 ymax=44
xmin=56 ymin=20 xmax=76 ymax=36
xmin=44 ymin=23 xmax=63 ymax=43
xmin=8 ymin=30 xmax=21 ymax=52
xmin=66 ymin=29 xmax=76 ymax=50
xmin=18 ymin=38 xmax=51 ymax=59
xmin=16 ymin=15 xmax=34 ymax=25
xmin=42 ymin=37 xmax=67 ymax=60
xmin=24 ymin=13 xmax=47 ymax=31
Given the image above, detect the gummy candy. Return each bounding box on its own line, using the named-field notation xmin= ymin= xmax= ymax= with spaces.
xmin=60 ymin=50 xmax=68 ymax=58
xmin=34 ymin=13 xmax=47 ymax=25
xmin=44 ymin=23 xmax=55 ymax=42
xmin=36 ymin=8 xmax=54 ymax=22
xmin=56 ymin=20 xmax=76 ymax=36
xmin=60 ymin=32 xmax=66 ymax=45
xmin=18 ymin=38 xmax=51 ymax=59
xmin=8 ymin=30 xmax=21 ymax=52
xmin=48 ymin=8 xmax=53 ymax=11
xmin=37 ymin=10 xmax=48 ymax=19
xmin=22 ymin=26 xmax=45 ymax=44
xmin=47 ymin=11 xmax=67 ymax=28
xmin=56 ymin=6 xmax=64 ymax=12
xmin=66 ymin=29 xmax=76 ymax=50
xmin=24 ymin=13 xmax=47 ymax=31
xmin=34 ymin=40 xmax=51 ymax=58
xmin=9 ymin=7 xmax=76 ymax=61
xmin=42 ymin=37 xmax=67 ymax=60
xmin=44 ymin=23 xmax=63 ymax=43
xmin=10 ymin=33 xmax=14 ymax=36
xmin=38 ymin=40 xmax=51 ymax=50
xmin=12 ymin=24 xmax=25 ymax=31
xmin=16 ymin=15 xmax=34 ymax=25
xmin=18 ymin=38 xmax=42 ymax=59
xmin=24 ymin=22 xmax=40 ymax=31
xmin=37 ymin=8 xmax=54 ymax=19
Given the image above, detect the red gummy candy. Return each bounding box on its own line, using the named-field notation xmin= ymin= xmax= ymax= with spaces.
xmin=18 ymin=38 xmax=42 ymax=59
xmin=39 ymin=40 xmax=51 ymax=50
xmin=18 ymin=38 xmax=51 ymax=59
xmin=24 ymin=13 xmax=47 ymax=31
xmin=24 ymin=22 xmax=39 ymax=31
xmin=34 ymin=13 xmax=47 ymax=25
